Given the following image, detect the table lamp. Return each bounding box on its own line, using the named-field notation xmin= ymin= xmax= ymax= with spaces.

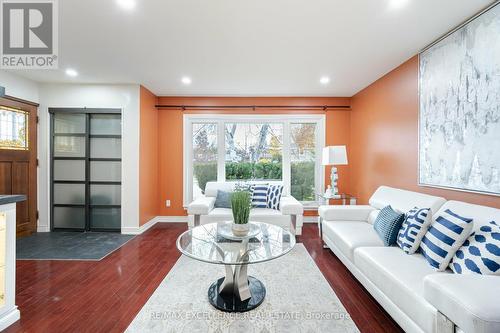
xmin=322 ymin=146 xmax=348 ymax=196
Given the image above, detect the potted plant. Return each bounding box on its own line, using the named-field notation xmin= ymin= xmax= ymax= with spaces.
xmin=231 ymin=190 xmax=251 ymax=237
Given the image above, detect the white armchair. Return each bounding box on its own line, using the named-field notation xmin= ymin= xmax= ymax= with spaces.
xmin=187 ymin=181 xmax=304 ymax=235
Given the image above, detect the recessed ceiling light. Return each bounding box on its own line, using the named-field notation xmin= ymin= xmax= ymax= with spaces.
xmin=320 ymin=76 xmax=330 ymax=85
xmin=65 ymin=68 xmax=78 ymax=77
xmin=116 ymin=0 xmax=136 ymax=10
xmin=181 ymin=77 xmax=192 ymax=85
xmin=388 ymin=0 xmax=410 ymax=10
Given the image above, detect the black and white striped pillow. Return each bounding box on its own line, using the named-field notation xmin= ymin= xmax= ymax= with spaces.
xmin=250 ymin=184 xmax=269 ymax=208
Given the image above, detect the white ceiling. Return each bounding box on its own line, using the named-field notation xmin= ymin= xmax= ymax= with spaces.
xmin=11 ymin=0 xmax=494 ymax=96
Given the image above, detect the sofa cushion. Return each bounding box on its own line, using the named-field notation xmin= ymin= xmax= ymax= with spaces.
xmin=214 ymin=190 xmax=232 ymax=208
xmin=367 ymin=209 xmax=380 ymax=225
xmin=421 ymin=209 xmax=473 ymax=271
xmin=450 ymin=220 xmax=500 ymax=275
xmin=322 ymin=221 xmax=383 ymax=261
xmin=354 ymin=247 xmax=448 ymax=333
xmin=250 ymin=208 xmax=283 ymax=216
xmin=373 ymin=206 xmax=405 ymax=246
xmin=208 ymin=207 xmax=232 ymax=217
xmin=369 ymin=186 xmax=446 ymax=215
xmin=424 ymin=274 xmax=500 ymax=333
xmin=319 ymin=205 xmax=374 ymax=222
xmin=201 ymin=208 xmax=290 ymax=227
xmin=435 ymin=200 xmax=500 ymax=233
xmin=208 ymin=207 xmax=284 ymax=217
xmin=205 ymin=182 xmax=236 ymax=197
xmin=397 ymin=207 xmax=432 ymax=254
xmin=249 ymin=208 xmax=290 ymax=227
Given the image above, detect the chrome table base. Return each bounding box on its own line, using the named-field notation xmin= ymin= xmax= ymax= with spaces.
xmin=208 ymin=238 xmax=266 ymax=312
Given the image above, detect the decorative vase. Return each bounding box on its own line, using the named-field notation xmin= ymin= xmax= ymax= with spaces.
xmin=231 ymin=223 xmax=250 ymax=237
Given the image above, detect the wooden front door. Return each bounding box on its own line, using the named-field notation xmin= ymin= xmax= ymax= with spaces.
xmin=0 ymin=97 xmax=38 ymax=238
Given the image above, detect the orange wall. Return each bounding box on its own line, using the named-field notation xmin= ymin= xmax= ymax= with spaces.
xmin=326 ymin=109 xmax=351 ymax=196
xmin=350 ymin=56 xmax=500 ymax=208
xmin=157 ymin=96 xmax=351 ymax=216
xmin=158 ymin=107 xmax=185 ymax=216
xmin=139 ymin=86 xmax=160 ymax=225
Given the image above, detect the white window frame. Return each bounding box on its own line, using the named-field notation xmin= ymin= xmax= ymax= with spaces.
xmin=183 ymin=114 xmax=325 ymax=207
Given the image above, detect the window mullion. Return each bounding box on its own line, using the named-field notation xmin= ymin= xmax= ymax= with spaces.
xmin=183 ymin=119 xmax=192 ymax=206
xmin=282 ymin=121 xmax=291 ymax=196
xmin=316 ymin=118 xmax=326 ymax=202
xmin=217 ymin=120 xmax=225 ymax=182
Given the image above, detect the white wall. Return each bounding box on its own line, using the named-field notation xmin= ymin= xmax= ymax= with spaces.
xmin=37 ymin=84 xmax=141 ymax=233
xmin=0 ymin=70 xmax=40 ymax=103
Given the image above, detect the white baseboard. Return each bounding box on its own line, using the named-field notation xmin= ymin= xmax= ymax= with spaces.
xmin=37 ymin=225 xmax=50 ymax=232
xmin=156 ymin=216 xmax=188 ymax=223
xmin=121 ymin=216 xmax=188 ymax=235
xmin=121 ymin=217 xmax=159 ymax=235
xmin=303 ymin=216 xmax=319 ymax=223
xmin=0 ymin=308 xmax=20 ymax=331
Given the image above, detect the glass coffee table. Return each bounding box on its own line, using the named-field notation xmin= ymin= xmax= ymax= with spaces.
xmin=176 ymin=221 xmax=296 ymax=312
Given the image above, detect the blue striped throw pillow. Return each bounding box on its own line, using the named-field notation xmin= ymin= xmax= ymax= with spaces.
xmin=397 ymin=207 xmax=432 ymax=254
xmin=450 ymin=221 xmax=500 ymax=275
xmin=373 ymin=206 xmax=405 ymax=246
xmin=250 ymin=184 xmax=269 ymax=208
xmin=420 ymin=209 xmax=473 ymax=271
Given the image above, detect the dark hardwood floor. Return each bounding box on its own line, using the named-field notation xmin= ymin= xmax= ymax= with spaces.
xmin=300 ymin=225 xmax=403 ymax=333
xmin=8 ymin=223 xmax=402 ymax=333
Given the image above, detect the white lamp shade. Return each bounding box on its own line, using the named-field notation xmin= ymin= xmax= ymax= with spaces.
xmin=322 ymin=146 xmax=348 ymax=166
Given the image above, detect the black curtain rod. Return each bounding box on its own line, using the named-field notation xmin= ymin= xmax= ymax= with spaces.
xmin=155 ymin=105 xmax=350 ymax=110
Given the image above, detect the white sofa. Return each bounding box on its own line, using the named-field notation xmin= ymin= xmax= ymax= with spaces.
xmin=318 ymin=186 xmax=500 ymax=333
xmin=187 ymin=181 xmax=304 ymax=235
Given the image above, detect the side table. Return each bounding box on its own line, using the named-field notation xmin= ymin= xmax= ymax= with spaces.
xmin=316 ymin=193 xmax=357 ymax=206
xmin=316 ymin=193 xmax=357 ymax=248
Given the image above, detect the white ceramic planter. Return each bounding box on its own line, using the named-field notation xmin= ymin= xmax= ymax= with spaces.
xmin=231 ymin=223 xmax=249 ymax=237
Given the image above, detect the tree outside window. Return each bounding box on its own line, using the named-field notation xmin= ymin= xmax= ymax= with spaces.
xmin=192 ymin=123 xmax=217 ymax=199
xmin=225 ymin=123 xmax=283 ymax=181
xmin=291 ymin=123 xmax=316 ymax=202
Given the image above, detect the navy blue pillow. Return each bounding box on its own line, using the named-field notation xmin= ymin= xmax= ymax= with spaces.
xmin=374 ymin=206 xmax=405 ymax=246
xmin=214 ymin=190 xmax=232 ymax=208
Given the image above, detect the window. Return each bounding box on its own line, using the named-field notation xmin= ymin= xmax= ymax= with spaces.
xmin=225 ymin=123 xmax=283 ymax=181
xmin=184 ymin=115 xmax=324 ymax=206
xmin=291 ymin=123 xmax=316 ymax=202
xmin=0 ymin=106 xmax=28 ymax=150
xmin=192 ymin=123 xmax=218 ymax=200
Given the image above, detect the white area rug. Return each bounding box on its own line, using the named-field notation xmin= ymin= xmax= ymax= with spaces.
xmin=126 ymin=244 xmax=359 ymax=333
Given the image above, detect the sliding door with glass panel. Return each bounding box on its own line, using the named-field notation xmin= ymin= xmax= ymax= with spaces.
xmin=50 ymin=108 xmax=122 ymax=231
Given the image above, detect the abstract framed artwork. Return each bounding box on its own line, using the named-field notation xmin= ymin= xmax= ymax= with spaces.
xmin=419 ymin=3 xmax=500 ymax=196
